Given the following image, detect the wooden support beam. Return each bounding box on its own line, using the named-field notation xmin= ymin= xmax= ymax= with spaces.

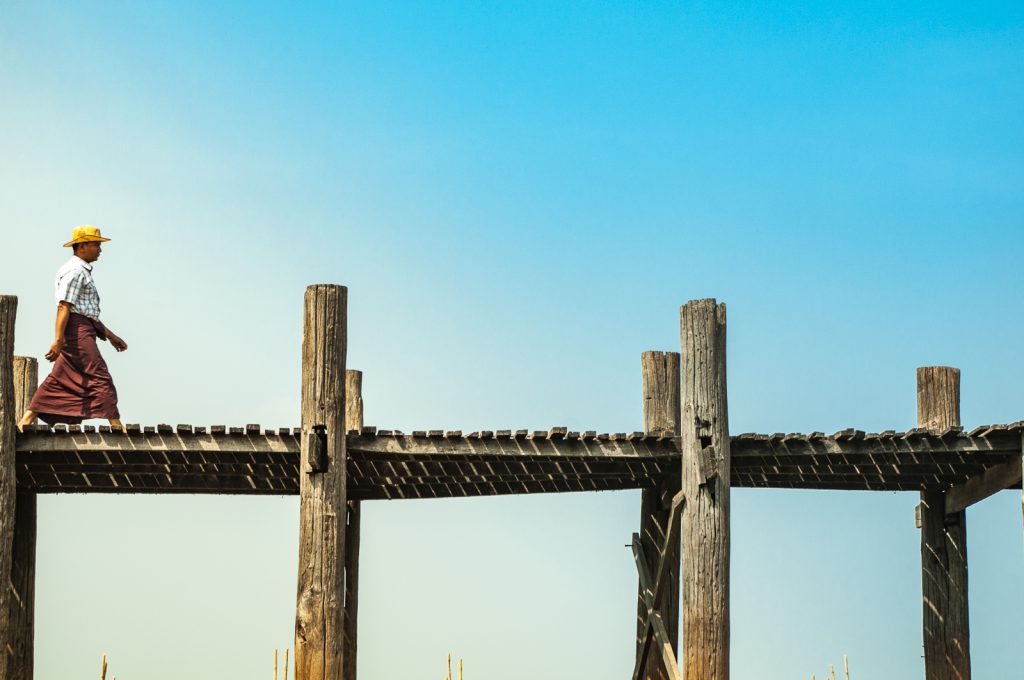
xmin=633 ymin=491 xmax=685 ymax=680
xmin=680 ymin=299 xmax=730 ymax=680
xmin=631 ymin=535 xmax=683 ymax=680
xmin=917 ymin=366 xmax=970 ymax=680
xmin=636 ymin=351 xmax=681 ymax=680
xmin=0 ymin=297 xmax=18 ymax=680
xmin=295 ymin=285 xmax=348 ymax=680
xmin=343 ymin=369 xmax=363 ymax=680
xmin=945 ymin=458 xmax=1023 ymax=515
xmin=6 ymin=357 xmax=37 ymax=680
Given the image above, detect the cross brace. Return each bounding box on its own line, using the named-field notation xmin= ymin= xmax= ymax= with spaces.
xmin=631 ymin=490 xmax=685 ymax=680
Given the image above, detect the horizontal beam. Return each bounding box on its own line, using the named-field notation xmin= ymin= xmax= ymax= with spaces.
xmin=732 ymin=426 xmax=1022 ymax=459
xmin=945 ymin=458 xmax=1024 ymax=514
xmin=19 ymin=424 xmax=1024 ymax=459
xmin=13 ymin=424 xmax=1024 ymax=496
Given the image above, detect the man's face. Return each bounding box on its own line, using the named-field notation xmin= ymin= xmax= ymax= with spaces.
xmin=77 ymin=241 xmax=102 ymax=262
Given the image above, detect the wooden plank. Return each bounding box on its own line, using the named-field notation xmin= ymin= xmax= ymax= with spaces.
xmin=917 ymin=366 xmax=970 ymax=680
xmin=295 ymin=284 xmax=348 ymax=680
xmin=347 ymin=433 xmax=679 ymax=459
xmin=0 ymin=296 xmax=18 ymax=680
xmin=16 ymin=431 xmax=300 ymax=454
xmin=17 ymin=426 xmax=1020 ymax=463
xmin=680 ymin=298 xmax=729 ymax=680
xmin=944 ymin=457 xmax=1023 ymax=514
xmin=343 ymin=369 xmax=363 ymax=680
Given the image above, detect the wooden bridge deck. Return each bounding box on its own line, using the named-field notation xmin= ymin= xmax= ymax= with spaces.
xmin=14 ymin=422 xmax=1023 ymax=498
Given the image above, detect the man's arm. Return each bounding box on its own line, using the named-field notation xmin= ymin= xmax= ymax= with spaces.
xmin=45 ymin=302 xmax=72 ymax=361
xmin=102 ymin=325 xmax=128 ymax=352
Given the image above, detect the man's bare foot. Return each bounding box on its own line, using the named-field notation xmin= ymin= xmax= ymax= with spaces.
xmin=109 ymin=419 xmax=127 ymax=433
xmin=16 ymin=410 xmax=36 ymax=433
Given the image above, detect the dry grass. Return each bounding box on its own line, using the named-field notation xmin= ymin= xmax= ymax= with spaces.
xmin=273 ymin=648 xmax=291 ymax=680
xmin=811 ymin=655 xmax=851 ymax=680
xmin=443 ymin=652 xmax=463 ymax=680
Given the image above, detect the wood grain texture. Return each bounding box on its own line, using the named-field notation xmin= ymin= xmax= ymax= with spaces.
xmin=637 ymin=351 xmax=680 ymax=680
xmin=918 ymin=366 xmax=970 ymax=680
xmin=918 ymin=367 xmax=960 ymax=431
xmin=679 ymin=299 xmax=730 ymax=680
xmin=6 ymin=357 xmax=37 ymax=680
xmin=343 ymin=369 xmax=362 ymax=680
xmin=295 ymin=285 xmax=347 ymax=680
xmin=0 ymin=298 xmax=18 ymax=680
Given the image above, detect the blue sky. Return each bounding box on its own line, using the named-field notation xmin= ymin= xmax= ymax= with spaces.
xmin=2 ymin=2 xmax=1022 ymax=678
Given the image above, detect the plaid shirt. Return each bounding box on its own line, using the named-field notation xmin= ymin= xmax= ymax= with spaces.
xmin=54 ymin=256 xmax=102 ymax=320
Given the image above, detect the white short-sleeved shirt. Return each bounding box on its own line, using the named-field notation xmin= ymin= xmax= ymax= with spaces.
xmin=54 ymin=256 xmax=101 ymax=320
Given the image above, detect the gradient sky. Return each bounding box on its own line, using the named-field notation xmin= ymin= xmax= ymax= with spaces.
xmin=1 ymin=2 xmax=1022 ymax=678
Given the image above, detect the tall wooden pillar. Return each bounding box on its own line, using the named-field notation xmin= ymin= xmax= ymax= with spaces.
xmin=636 ymin=351 xmax=681 ymax=680
xmin=342 ymin=369 xmax=363 ymax=680
xmin=0 ymin=297 xmax=18 ymax=680
xmin=6 ymin=357 xmax=37 ymax=680
xmin=679 ymin=299 xmax=730 ymax=680
xmin=295 ymin=285 xmax=348 ymax=680
xmin=917 ymin=366 xmax=970 ymax=679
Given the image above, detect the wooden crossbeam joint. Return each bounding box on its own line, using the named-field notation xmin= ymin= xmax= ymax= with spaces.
xmin=698 ymin=444 xmax=718 ymax=484
xmin=944 ymin=457 xmax=1023 ymax=515
xmin=306 ymin=426 xmax=328 ymax=473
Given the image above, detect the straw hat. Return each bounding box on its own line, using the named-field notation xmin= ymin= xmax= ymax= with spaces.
xmin=63 ymin=225 xmax=111 ymax=247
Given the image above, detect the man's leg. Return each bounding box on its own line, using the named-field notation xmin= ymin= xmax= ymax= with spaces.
xmin=15 ymin=410 xmax=36 ymax=432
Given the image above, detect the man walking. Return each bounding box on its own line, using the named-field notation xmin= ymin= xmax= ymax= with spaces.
xmin=17 ymin=226 xmax=128 ymax=431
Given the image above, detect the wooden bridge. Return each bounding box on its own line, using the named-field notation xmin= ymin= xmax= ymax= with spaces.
xmin=0 ymin=288 xmax=1020 ymax=680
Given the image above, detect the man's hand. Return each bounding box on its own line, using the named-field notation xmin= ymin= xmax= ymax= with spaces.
xmin=45 ymin=339 xmax=63 ymax=362
xmin=108 ymin=333 xmax=128 ymax=352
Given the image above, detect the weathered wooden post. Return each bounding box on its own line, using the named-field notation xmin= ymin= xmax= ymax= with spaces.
xmin=917 ymin=366 xmax=970 ymax=679
xmin=295 ymin=285 xmax=348 ymax=680
xmin=680 ymin=299 xmax=730 ymax=680
xmin=6 ymin=357 xmax=37 ymax=680
xmin=343 ymin=369 xmax=363 ymax=680
xmin=636 ymin=351 xmax=681 ymax=680
xmin=0 ymin=297 xmax=18 ymax=680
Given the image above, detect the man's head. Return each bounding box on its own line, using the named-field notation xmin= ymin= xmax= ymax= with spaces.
xmin=63 ymin=225 xmax=110 ymax=261
xmin=72 ymin=241 xmax=103 ymax=262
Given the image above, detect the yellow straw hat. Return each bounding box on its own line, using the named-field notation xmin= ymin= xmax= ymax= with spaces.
xmin=63 ymin=225 xmax=111 ymax=248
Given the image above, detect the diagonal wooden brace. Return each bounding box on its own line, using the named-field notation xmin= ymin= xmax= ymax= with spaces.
xmin=631 ymin=490 xmax=685 ymax=680
xmin=944 ymin=456 xmax=1023 ymax=515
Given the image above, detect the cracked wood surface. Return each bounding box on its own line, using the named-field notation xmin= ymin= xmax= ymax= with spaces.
xmin=0 ymin=298 xmax=18 ymax=680
xmin=294 ymin=285 xmax=347 ymax=680
xmin=918 ymin=367 xmax=970 ymax=680
xmin=5 ymin=357 xmax=37 ymax=680
xmin=679 ymin=298 xmax=730 ymax=680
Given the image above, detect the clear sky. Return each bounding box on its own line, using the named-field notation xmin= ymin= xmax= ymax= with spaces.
xmin=1 ymin=1 xmax=1022 ymax=678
